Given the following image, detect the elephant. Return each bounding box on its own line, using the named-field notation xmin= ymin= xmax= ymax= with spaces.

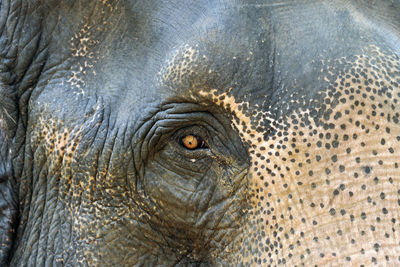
xmin=1 ymin=0 xmax=400 ymax=265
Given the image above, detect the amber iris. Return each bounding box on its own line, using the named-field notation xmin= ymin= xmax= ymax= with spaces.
xmin=182 ymin=135 xmax=199 ymax=149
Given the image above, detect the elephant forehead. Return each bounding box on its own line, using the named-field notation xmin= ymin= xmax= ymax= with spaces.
xmin=201 ymin=45 xmax=400 ymax=265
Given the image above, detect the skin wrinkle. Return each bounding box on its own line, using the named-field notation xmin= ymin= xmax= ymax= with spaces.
xmin=27 ymin=116 xmax=62 ymax=265
xmin=150 ymin=162 xmax=198 ymax=205
xmin=138 ymin=103 xmax=249 ymax=261
xmin=88 ymin=107 xmax=109 ymax=202
xmin=193 ymin=171 xmax=219 ymax=224
xmin=153 ymin=158 xmax=202 ymax=191
xmin=149 ymin=151 xmax=239 ymax=219
xmin=142 ymin=107 xmax=229 ymax=164
xmin=80 ymin=121 xmax=130 ymax=263
xmin=196 ymin=171 xmax=247 ymax=231
xmin=36 ymin=157 xmax=51 ymax=264
xmin=22 ymin=110 xmax=94 ymax=264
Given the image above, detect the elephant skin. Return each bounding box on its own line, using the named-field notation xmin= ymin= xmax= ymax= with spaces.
xmin=1 ymin=0 xmax=400 ymax=266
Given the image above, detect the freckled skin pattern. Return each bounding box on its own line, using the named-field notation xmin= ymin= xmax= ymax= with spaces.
xmin=1 ymin=0 xmax=400 ymax=266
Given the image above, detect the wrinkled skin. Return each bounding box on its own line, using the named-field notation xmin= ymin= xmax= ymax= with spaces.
xmin=1 ymin=0 xmax=400 ymax=266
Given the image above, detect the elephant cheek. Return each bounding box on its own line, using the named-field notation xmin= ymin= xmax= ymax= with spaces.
xmin=202 ymin=46 xmax=400 ymax=265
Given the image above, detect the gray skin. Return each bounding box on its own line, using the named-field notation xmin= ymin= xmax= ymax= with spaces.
xmin=1 ymin=0 xmax=400 ymax=266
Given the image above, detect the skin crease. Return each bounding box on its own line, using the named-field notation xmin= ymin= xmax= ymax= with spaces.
xmin=1 ymin=0 xmax=400 ymax=266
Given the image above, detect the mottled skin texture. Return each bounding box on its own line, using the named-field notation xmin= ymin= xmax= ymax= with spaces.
xmin=1 ymin=0 xmax=400 ymax=266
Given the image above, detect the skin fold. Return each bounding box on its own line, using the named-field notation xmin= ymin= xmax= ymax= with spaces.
xmin=0 ymin=0 xmax=400 ymax=266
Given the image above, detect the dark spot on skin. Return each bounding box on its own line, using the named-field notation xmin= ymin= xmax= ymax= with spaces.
xmin=339 ymin=165 xmax=345 ymax=172
xmin=362 ymin=166 xmax=372 ymax=174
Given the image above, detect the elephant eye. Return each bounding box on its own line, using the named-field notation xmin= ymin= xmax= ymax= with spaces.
xmin=180 ymin=135 xmax=208 ymax=150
